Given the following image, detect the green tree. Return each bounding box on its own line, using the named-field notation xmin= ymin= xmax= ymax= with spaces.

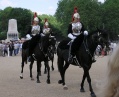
xmin=39 ymin=14 xmax=63 ymax=40
xmin=102 ymin=0 xmax=119 ymax=40
xmin=55 ymin=0 xmax=102 ymax=36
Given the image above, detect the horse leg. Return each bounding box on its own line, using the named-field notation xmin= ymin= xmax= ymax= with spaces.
xmin=58 ymin=57 xmax=64 ymax=84
xmin=44 ymin=63 xmax=47 ymax=74
xmin=45 ymin=61 xmax=50 ymax=84
xmin=80 ymin=69 xmax=87 ymax=92
xmin=36 ymin=61 xmax=41 ymax=83
xmin=29 ymin=60 xmax=34 ymax=80
xmin=39 ymin=63 xmax=42 ymax=76
xmin=58 ymin=59 xmax=70 ymax=90
xmin=51 ymin=57 xmax=54 ymax=71
xmin=62 ymin=62 xmax=70 ymax=90
xmin=20 ymin=61 xmax=24 ymax=79
xmin=87 ymin=71 xmax=96 ymax=97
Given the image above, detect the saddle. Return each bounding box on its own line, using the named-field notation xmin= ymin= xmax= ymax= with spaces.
xmin=58 ymin=38 xmax=81 ymax=67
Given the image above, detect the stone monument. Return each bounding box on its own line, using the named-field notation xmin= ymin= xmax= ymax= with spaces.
xmin=6 ymin=19 xmax=19 ymax=41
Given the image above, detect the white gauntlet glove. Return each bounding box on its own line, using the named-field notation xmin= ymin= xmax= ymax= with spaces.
xmin=26 ymin=34 xmax=32 ymax=40
xmin=84 ymin=30 xmax=88 ymax=36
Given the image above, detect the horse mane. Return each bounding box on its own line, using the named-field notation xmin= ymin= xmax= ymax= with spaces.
xmin=100 ymin=44 xmax=119 ymax=97
xmin=88 ymin=29 xmax=107 ymax=36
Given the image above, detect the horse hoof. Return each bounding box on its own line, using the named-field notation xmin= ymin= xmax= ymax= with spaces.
xmin=47 ymin=80 xmax=50 ymax=84
xmin=39 ymin=73 xmax=42 ymax=76
xmin=90 ymin=93 xmax=96 ymax=97
xmin=31 ymin=78 xmax=34 ymax=80
xmin=63 ymin=85 xmax=68 ymax=90
xmin=44 ymin=71 xmax=47 ymax=74
xmin=58 ymin=80 xmax=63 ymax=84
xmin=80 ymin=88 xmax=85 ymax=92
xmin=20 ymin=76 xmax=23 ymax=79
xmin=52 ymin=68 xmax=54 ymax=71
xmin=37 ymin=80 xmax=41 ymax=83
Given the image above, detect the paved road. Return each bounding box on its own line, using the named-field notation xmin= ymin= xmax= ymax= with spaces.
xmin=0 ymin=55 xmax=109 ymax=97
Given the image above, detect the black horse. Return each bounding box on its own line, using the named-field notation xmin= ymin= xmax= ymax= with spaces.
xmin=44 ymin=36 xmax=57 ymax=73
xmin=20 ymin=34 xmax=51 ymax=84
xmin=20 ymin=40 xmax=30 ymax=79
xmin=57 ymin=29 xmax=109 ymax=97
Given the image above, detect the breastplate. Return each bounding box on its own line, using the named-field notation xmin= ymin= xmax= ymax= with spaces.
xmin=43 ymin=28 xmax=50 ymax=34
xmin=31 ymin=25 xmax=40 ymax=35
xmin=72 ymin=22 xmax=82 ymax=35
xmin=32 ymin=30 xmax=39 ymax=35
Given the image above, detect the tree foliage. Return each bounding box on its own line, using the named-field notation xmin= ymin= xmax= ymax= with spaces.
xmin=55 ymin=0 xmax=119 ymax=41
xmin=0 ymin=0 xmax=119 ymax=41
xmin=0 ymin=7 xmax=62 ymax=40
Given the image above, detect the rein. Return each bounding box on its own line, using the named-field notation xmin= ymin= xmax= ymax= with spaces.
xmin=38 ymin=42 xmax=48 ymax=57
xmin=83 ymin=36 xmax=93 ymax=59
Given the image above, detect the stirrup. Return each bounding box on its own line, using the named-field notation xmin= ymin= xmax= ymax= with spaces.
xmin=32 ymin=54 xmax=37 ymax=61
xmin=68 ymin=55 xmax=73 ymax=63
xmin=73 ymin=57 xmax=81 ymax=68
xmin=27 ymin=56 xmax=31 ymax=62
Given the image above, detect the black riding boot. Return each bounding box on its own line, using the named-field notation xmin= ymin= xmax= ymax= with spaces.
xmin=68 ymin=53 xmax=75 ymax=63
xmin=27 ymin=48 xmax=33 ymax=62
xmin=27 ymin=56 xmax=31 ymax=62
xmin=27 ymin=48 xmax=31 ymax=62
xmin=68 ymin=40 xmax=75 ymax=63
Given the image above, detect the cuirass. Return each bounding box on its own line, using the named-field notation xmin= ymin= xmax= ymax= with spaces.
xmin=31 ymin=25 xmax=40 ymax=35
xmin=72 ymin=22 xmax=82 ymax=34
xmin=32 ymin=30 xmax=39 ymax=35
xmin=43 ymin=28 xmax=50 ymax=34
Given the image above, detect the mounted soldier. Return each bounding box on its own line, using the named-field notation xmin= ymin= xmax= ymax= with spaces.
xmin=67 ymin=7 xmax=97 ymax=63
xmin=42 ymin=18 xmax=57 ymax=58
xmin=42 ymin=18 xmax=54 ymax=36
xmin=26 ymin=12 xmax=43 ymax=62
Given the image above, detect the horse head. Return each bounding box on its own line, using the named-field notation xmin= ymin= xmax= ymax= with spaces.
xmin=49 ymin=36 xmax=56 ymax=46
xmin=97 ymin=29 xmax=109 ymax=48
xmin=41 ymin=34 xmax=51 ymax=54
xmin=48 ymin=36 xmax=56 ymax=58
xmin=89 ymin=29 xmax=109 ymax=49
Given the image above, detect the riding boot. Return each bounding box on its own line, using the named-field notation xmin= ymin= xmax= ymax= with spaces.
xmin=68 ymin=40 xmax=75 ymax=63
xmin=27 ymin=56 xmax=31 ymax=62
xmin=27 ymin=48 xmax=32 ymax=62
xmin=32 ymin=54 xmax=37 ymax=60
xmin=68 ymin=53 xmax=75 ymax=63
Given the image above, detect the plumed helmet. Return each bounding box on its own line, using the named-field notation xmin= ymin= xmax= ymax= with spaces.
xmin=72 ymin=7 xmax=80 ymax=21
xmin=73 ymin=13 xmax=80 ymax=19
xmin=32 ymin=12 xmax=39 ymax=24
xmin=44 ymin=18 xmax=49 ymax=27
xmin=45 ymin=22 xmax=49 ymax=26
xmin=34 ymin=17 xmax=39 ymax=22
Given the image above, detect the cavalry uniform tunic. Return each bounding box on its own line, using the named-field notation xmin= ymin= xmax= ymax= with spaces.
xmin=31 ymin=25 xmax=40 ymax=36
xmin=42 ymin=27 xmax=54 ymax=37
xmin=43 ymin=28 xmax=50 ymax=35
xmin=27 ymin=25 xmax=42 ymax=37
xmin=68 ymin=22 xmax=83 ymax=40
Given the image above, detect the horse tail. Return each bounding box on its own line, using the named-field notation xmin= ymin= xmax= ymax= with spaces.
xmin=57 ymin=46 xmax=64 ymax=72
xmin=21 ymin=40 xmax=30 ymax=64
xmin=22 ymin=48 xmax=28 ymax=64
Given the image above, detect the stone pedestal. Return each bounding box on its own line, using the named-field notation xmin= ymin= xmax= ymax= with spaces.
xmin=6 ymin=19 xmax=19 ymax=42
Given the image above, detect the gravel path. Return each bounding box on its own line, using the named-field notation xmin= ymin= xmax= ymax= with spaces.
xmin=0 ymin=55 xmax=109 ymax=97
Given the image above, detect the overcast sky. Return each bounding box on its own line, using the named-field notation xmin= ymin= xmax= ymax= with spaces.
xmin=0 ymin=0 xmax=105 ymax=15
